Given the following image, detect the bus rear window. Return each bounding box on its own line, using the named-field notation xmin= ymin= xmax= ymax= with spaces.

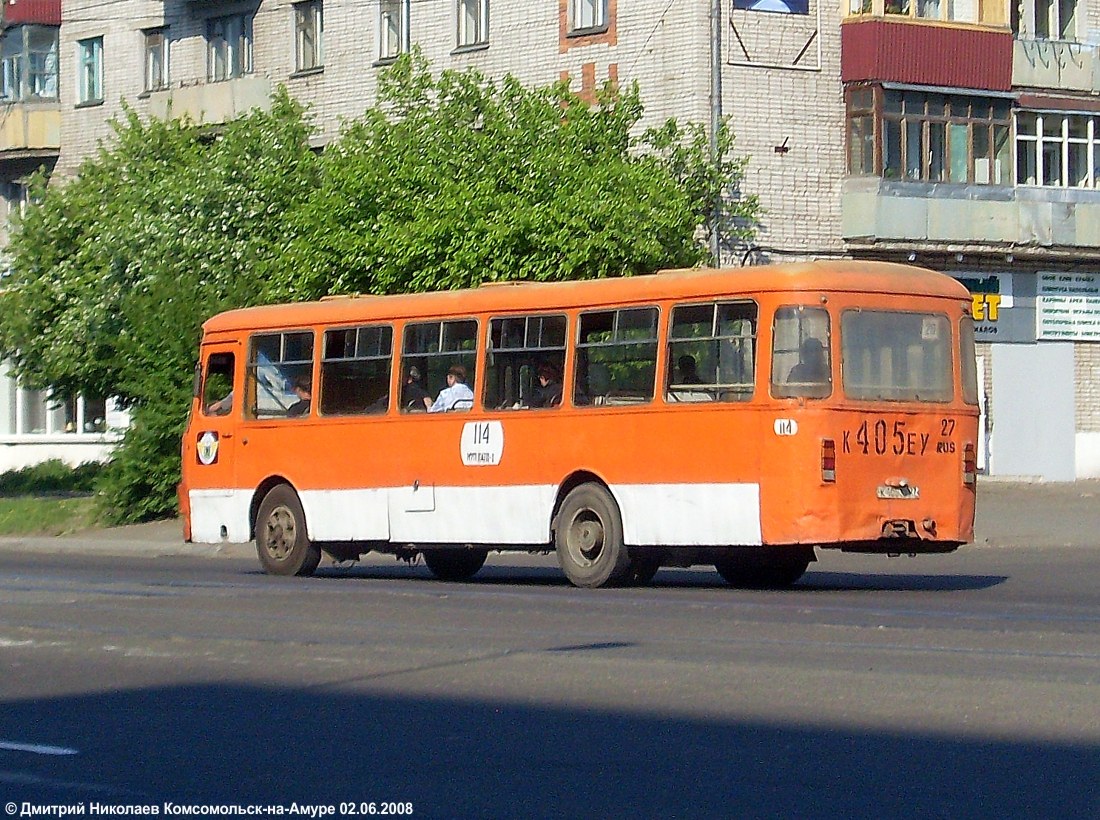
xmin=841 ymin=310 xmax=952 ymax=403
xmin=772 ymin=306 xmax=831 ymax=399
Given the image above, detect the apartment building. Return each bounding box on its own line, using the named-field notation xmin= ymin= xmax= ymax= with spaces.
xmin=2 ymin=0 xmax=1100 ymax=479
xmin=0 ymin=0 xmax=124 ymax=469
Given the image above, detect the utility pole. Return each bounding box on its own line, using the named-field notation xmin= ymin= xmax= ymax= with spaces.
xmin=709 ymin=0 xmax=723 ymax=265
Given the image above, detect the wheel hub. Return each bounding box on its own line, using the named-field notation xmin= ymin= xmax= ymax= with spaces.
xmin=263 ymin=505 xmax=296 ymax=560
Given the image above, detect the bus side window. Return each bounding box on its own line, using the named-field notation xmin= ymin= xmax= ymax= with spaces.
xmin=320 ymin=325 xmax=393 ymax=416
xmin=575 ymin=307 xmax=658 ymax=407
xmin=667 ymin=301 xmax=757 ymax=403
xmin=247 ymin=331 xmax=315 ymax=419
xmin=202 ymin=352 xmax=236 ymax=416
xmin=772 ymin=306 xmax=831 ymax=399
xmin=402 ymin=319 xmax=479 ymax=413
xmin=484 ymin=314 xmax=566 ymax=410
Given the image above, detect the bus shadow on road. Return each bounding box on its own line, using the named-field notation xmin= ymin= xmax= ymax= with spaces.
xmin=1 ymin=683 xmax=1096 ymax=816
xmin=307 ymin=564 xmax=1008 ymax=592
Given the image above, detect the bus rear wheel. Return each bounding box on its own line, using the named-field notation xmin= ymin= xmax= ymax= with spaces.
xmin=256 ymin=484 xmax=321 ymax=577
xmin=714 ymin=547 xmax=813 ymax=589
xmin=555 ymin=484 xmax=631 ymax=588
xmin=423 ymin=548 xmax=488 ymax=581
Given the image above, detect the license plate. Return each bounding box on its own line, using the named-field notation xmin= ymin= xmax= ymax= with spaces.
xmin=877 ymin=484 xmax=919 ymax=500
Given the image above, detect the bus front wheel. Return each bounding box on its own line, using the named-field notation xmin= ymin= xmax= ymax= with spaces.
xmin=714 ymin=547 xmax=813 ymax=589
xmin=555 ymin=484 xmax=631 ymax=588
xmin=423 ymin=548 xmax=488 ymax=581
xmin=256 ymin=484 xmax=321 ymax=577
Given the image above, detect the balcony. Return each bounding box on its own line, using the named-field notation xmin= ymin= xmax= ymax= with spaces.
xmin=0 ymin=102 xmax=60 ymax=154
xmin=1013 ymin=39 xmax=1100 ymax=93
xmin=145 ymin=76 xmax=272 ymax=126
xmin=842 ymin=19 xmax=1013 ymax=91
xmin=841 ymin=178 xmax=1100 ymax=251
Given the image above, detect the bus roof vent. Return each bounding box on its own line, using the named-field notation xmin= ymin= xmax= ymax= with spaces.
xmin=478 ymin=280 xmax=530 ymax=288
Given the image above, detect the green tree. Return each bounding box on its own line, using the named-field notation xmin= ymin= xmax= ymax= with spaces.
xmin=274 ymin=51 xmax=759 ymax=299
xmin=0 ymin=57 xmax=758 ymax=523
xmin=0 ymin=89 xmax=321 ymax=521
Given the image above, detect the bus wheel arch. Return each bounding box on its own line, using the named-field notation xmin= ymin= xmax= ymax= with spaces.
xmin=254 ymin=481 xmax=322 ymax=577
xmin=553 ymin=479 xmax=631 ymax=588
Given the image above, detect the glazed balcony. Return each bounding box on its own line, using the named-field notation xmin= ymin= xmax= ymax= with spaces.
xmin=0 ymin=102 xmax=60 ymax=153
xmin=145 ymin=75 xmax=272 ymax=126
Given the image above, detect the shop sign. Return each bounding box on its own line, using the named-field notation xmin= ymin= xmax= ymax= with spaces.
xmin=1037 ymin=272 xmax=1100 ymax=341
xmin=955 ymin=273 xmax=1034 ymax=342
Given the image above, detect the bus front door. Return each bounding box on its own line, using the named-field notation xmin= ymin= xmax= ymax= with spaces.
xmin=187 ymin=344 xmax=243 ymax=543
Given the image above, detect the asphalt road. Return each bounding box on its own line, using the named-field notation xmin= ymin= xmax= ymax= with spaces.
xmin=1 ymin=482 xmax=1098 ymax=818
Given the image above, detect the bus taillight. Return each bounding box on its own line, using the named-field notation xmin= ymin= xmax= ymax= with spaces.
xmin=963 ymin=443 xmax=977 ymax=485
xmin=822 ymin=439 xmax=836 ymax=483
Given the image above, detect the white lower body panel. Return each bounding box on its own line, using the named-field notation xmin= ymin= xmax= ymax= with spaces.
xmin=612 ymin=482 xmax=762 ymax=546
xmin=189 ymin=482 xmax=762 ymax=548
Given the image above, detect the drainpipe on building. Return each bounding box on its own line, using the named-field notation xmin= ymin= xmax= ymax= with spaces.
xmin=709 ymin=0 xmax=723 ymax=265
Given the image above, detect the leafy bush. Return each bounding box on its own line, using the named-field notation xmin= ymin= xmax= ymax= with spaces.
xmin=0 ymin=459 xmax=102 ymax=496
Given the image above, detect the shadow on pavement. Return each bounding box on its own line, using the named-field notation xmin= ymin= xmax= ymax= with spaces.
xmin=1 ymin=684 xmax=1095 ymax=817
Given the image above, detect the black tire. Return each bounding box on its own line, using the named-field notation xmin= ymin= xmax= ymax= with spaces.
xmin=423 ymin=548 xmax=488 ymax=581
xmin=555 ymin=483 xmax=631 ymax=588
xmin=715 ymin=547 xmax=813 ymax=589
xmin=255 ymin=484 xmax=321 ymax=577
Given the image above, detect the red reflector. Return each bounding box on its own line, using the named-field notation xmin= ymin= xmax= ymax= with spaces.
xmin=822 ymin=439 xmax=836 ymax=483
xmin=963 ymin=443 xmax=976 ymax=485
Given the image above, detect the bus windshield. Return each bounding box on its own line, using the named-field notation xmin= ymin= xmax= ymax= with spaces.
xmin=841 ymin=310 xmax=952 ymax=403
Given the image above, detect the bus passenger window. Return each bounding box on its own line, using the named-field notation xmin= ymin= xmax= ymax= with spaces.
xmin=320 ymin=325 xmax=393 ymax=416
xmin=841 ymin=310 xmax=953 ymax=403
xmin=484 ymin=315 xmax=567 ymax=410
xmin=667 ymin=301 xmax=757 ymax=403
xmin=575 ymin=307 xmax=658 ymax=407
xmin=772 ymin=307 xmax=831 ymax=399
xmin=202 ymin=353 xmax=236 ymax=416
xmin=246 ymin=331 xmax=315 ymax=419
xmin=402 ymin=319 xmax=478 ymax=413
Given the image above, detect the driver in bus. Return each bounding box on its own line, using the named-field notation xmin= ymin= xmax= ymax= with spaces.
xmin=287 ymin=375 xmax=312 ymax=417
xmin=429 ymin=365 xmax=474 ymax=413
xmin=787 ymin=337 xmax=828 ymax=384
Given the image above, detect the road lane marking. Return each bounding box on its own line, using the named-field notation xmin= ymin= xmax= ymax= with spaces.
xmin=0 ymin=741 xmax=78 ymax=756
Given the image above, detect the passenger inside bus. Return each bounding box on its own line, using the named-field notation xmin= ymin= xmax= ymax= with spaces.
xmin=286 ymin=376 xmax=312 ymax=417
xmin=787 ymin=337 xmax=828 ymax=384
xmin=429 ymin=365 xmax=475 ymax=412
xmin=677 ymin=355 xmax=701 ymax=384
xmin=402 ymin=366 xmax=432 ymax=412
xmin=530 ymin=363 xmax=563 ymax=408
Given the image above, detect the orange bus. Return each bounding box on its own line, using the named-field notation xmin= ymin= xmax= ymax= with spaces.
xmin=180 ymin=261 xmax=979 ymax=588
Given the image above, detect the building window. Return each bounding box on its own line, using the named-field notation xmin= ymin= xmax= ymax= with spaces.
xmin=848 ymin=0 xmax=999 ymax=23
xmin=378 ymin=0 xmax=408 ymax=62
xmin=208 ymin=13 xmax=253 ymax=81
xmin=144 ymin=28 xmax=168 ymax=92
xmin=77 ymin=37 xmax=103 ymax=104
xmin=570 ymin=0 xmax=608 ymax=33
xmin=295 ymin=0 xmax=323 ymax=72
xmin=846 ymin=86 xmax=1012 ymax=185
xmin=1016 ymin=112 xmax=1099 ymax=188
xmin=0 ymin=26 xmax=58 ymax=101
xmin=1028 ymin=0 xmax=1078 ymax=40
xmin=457 ymin=0 xmax=488 ymax=48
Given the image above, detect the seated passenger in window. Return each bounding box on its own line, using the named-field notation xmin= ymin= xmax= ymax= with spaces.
xmin=677 ymin=355 xmax=701 ymax=384
xmin=402 ymin=366 xmax=431 ymax=412
xmin=530 ymin=363 xmax=563 ymax=408
xmin=287 ymin=376 xmax=312 ymax=417
xmin=429 ymin=365 xmax=474 ymax=413
xmin=787 ymin=338 xmax=828 ymax=384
